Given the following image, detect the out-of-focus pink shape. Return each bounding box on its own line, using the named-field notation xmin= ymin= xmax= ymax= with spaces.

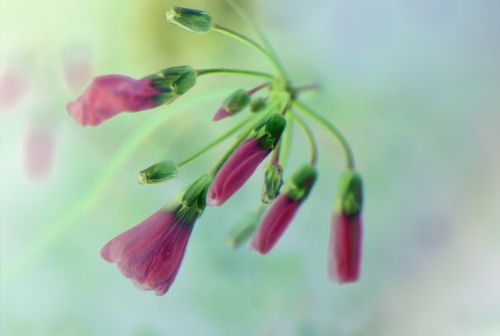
xmin=24 ymin=127 xmax=55 ymax=182
xmin=207 ymin=139 xmax=270 ymax=206
xmin=100 ymin=209 xmax=194 ymax=296
xmin=0 ymin=68 xmax=29 ymax=112
xmin=66 ymin=75 xmax=160 ymax=126
xmin=250 ymin=194 xmax=300 ymax=254
xmin=212 ymin=106 xmax=231 ymax=121
xmin=62 ymin=53 xmax=93 ymax=92
xmin=328 ymin=214 xmax=362 ymax=284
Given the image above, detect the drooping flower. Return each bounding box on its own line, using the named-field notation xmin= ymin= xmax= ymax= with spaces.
xmin=251 ymin=164 xmax=317 ymax=254
xmin=66 ymin=66 xmax=196 ymax=126
xmin=207 ymin=114 xmax=286 ymax=206
xmin=328 ymin=170 xmax=363 ymax=284
xmin=101 ymin=175 xmax=211 ymax=295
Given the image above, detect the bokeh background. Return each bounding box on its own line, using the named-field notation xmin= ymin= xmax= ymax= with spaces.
xmin=1 ymin=0 xmax=500 ymax=335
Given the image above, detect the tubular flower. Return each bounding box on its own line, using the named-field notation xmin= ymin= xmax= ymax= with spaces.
xmin=251 ymin=164 xmax=317 ymax=254
xmin=207 ymin=114 xmax=286 ymax=206
xmin=66 ymin=66 xmax=196 ymax=126
xmin=101 ymin=175 xmax=211 ymax=296
xmin=328 ymin=171 xmax=363 ymax=284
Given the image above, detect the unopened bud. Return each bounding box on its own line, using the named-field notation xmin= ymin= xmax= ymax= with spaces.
xmin=138 ymin=160 xmax=177 ymax=184
xmin=335 ymin=171 xmax=363 ymax=216
xmin=213 ymin=89 xmax=251 ymax=121
xmin=226 ymin=208 xmax=265 ymax=249
xmin=255 ymin=114 xmax=286 ymax=150
xmin=166 ymin=7 xmax=212 ymax=34
xmin=261 ymin=162 xmax=283 ymax=203
xmin=249 ymin=97 xmax=267 ymax=113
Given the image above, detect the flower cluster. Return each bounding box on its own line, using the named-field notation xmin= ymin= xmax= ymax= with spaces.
xmin=68 ymin=7 xmax=365 ymax=296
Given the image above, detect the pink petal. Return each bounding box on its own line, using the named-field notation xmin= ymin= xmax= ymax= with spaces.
xmin=101 ymin=209 xmax=194 ymax=295
xmin=250 ymin=195 xmax=300 ymax=254
xmin=328 ymin=214 xmax=362 ymax=284
xmin=207 ymin=139 xmax=269 ymax=206
xmin=212 ymin=106 xmax=230 ymax=121
xmin=66 ymin=75 xmax=159 ymax=126
xmin=24 ymin=127 xmax=55 ymax=182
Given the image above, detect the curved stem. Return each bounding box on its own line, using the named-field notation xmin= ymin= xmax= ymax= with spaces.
xmin=211 ymin=24 xmax=285 ymax=77
xmin=290 ymin=113 xmax=318 ymax=165
xmin=293 ymin=100 xmax=355 ymax=169
xmin=177 ymin=115 xmax=255 ymax=168
xmin=293 ymin=83 xmax=320 ymax=95
xmin=279 ymin=113 xmax=293 ymax=167
xmin=196 ymin=68 xmax=274 ymax=80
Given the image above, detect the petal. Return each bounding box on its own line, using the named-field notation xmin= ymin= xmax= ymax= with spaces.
xmin=328 ymin=214 xmax=362 ymax=284
xmin=251 ymin=195 xmax=300 ymax=254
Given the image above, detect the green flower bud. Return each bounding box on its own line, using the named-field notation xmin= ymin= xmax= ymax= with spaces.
xmin=148 ymin=66 xmax=197 ymax=105
xmin=166 ymin=7 xmax=212 ymax=34
xmin=255 ymin=114 xmax=287 ymax=150
xmin=224 ymin=89 xmax=251 ymax=114
xmin=283 ymin=164 xmax=317 ymax=202
xmin=138 ymin=160 xmax=177 ymax=184
xmin=226 ymin=208 xmax=265 ymax=249
xmin=176 ymin=175 xmax=213 ymax=223
xmin=249 ymin=97 xmax=267 ymax=113
xmin=335 ymin=171 xmax=363 ymax=216
xmin=261 ymin=162 xmax=283 ymax=204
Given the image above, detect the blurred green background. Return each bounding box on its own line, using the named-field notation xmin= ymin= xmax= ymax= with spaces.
xmin=1 ymin=0 xmax=500 ymax=335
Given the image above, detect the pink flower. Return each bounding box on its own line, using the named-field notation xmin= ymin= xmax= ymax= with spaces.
xmin=207 ymin=139 xmax=271 ymax=206
xmin=100 ymin=208 xmax=194 ymax=296
xmin=213 ymin=84 xmax=268 ymax=122
xmin=66 ymin=75 xmax=161 ymax=126
xmin=250 ymin=194 xmax=300 ymax=254
xmin=24 ymin=127 xmax=55 ymax=182
xmin=251 ymin=164 xmax=317 ymax=254
xmin=328 ymin=214 xmax=362 ymax=284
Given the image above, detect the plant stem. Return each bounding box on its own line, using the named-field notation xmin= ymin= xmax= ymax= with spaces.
xmin=290 ymin=113 xmax=318 ymax=165
xmin=293 ymin=100 xmax=355 ymax=169
xmin=293 ymin=83 xmax=320 ymax=94
xmin=176 ymin=115 xmax=256 ymax=169
xmin=279 ymin=113 xmax=293 ymax=167
xmin=211 ymin=24 xmax=285 ymax=77
xmin=196 ymin=68 xmax=274 ymax=80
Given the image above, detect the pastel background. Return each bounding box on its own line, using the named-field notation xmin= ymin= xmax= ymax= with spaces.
xmin=1 ymin=0 xmax=499 ymax=335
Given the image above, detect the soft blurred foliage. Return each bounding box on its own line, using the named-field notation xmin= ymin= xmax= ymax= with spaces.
xmin=1 ymin=0 xmax=500 ymax=335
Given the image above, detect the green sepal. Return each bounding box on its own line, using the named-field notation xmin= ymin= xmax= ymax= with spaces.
xmin=175 ymin=175 xmax=212 ymax=224
xmin=282 ymin=164 xmax=317 ymax=202
xmin=261 ymin=162 xmax=283 ymax=204
xmin=148 ymin=66 xmax=196 ymax=105
xmin=166 ymin=7 xmax=212 ymax=34
xmin=138 ymin=160 xmax=177 ymax=184
xmin=253 ymin=114 xmax=286 ymax=150
xmin=334 ymin=170 xmax=363 ymax=216
xmin=223 ymin=89 xmax=251 ymax=114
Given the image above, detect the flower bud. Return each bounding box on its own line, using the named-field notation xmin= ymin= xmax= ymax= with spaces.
xmin=138 ymin=160 xmax=177 ymax=184
xmin=282 ymin=164 xmax=317 ymax=202
xmin=249 ymin=97 xmax=267 ymax=113
xmin=149 ymin=66 xmax=197 ymax=105
xmin=166 ymin=7 xmax=212 ymax=34
xmin=177 ymin=175 xmax=212 ymax=223
xmin=226 ymin=208 xmax=265 ymax=249
xmin=254 ymin=114 xmax=287 ymax=150
xmin=261 ymin=162 xmax=283 ymax=204
xmin=213 ymin=89 xmax=251 ymax=121
xmin=335 ymin=170 xmax=363 ymax=216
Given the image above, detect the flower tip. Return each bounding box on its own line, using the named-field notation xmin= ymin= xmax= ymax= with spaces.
xmin=249 ymin=238 xmax=269 ymax=255
xmin=212 ymin=107 xmax=230 ymax=122
xmin=205 ymin=191 xmax=221 ymax=207
xmin=99 ymin=243 xmax=113 ymax=263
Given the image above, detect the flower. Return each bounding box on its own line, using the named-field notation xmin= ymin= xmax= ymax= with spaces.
xmin=213 ymin=84 xmax=268 ymax=122
xmin=207 ymin=114 xmax=286 ymax=206
xmin=328 ymin=170 xmax=363 ymax=284
xmin=67 ymin=66 xmax=196 ymax=126
xmin=101 ymin=175 xmax=211 ymax=296
xmin=328 ymin=213 xmax=362 ymax=283
xmin=251 ymin=164 xmax=317 ymax=254
xmin=100 ymin=208 xmax=194 ymax=295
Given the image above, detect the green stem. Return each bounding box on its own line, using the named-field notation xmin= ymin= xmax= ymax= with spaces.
xmin=176 ymin=115 xmax=256 ymax=168
xmin=211 ymin=24 xmax=285 ymax=77
xmin=196 ymin=68 xmax=274 ymax=80
xmin=210 ymin=111 xmax=271 ymax=177
xmin=279 ymin=113 xmax=293 ymax=167
xmin=290 ymin=113 xmax=318 ymax=165
xmin=293 ymin=100 xmax=355 ymax=169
